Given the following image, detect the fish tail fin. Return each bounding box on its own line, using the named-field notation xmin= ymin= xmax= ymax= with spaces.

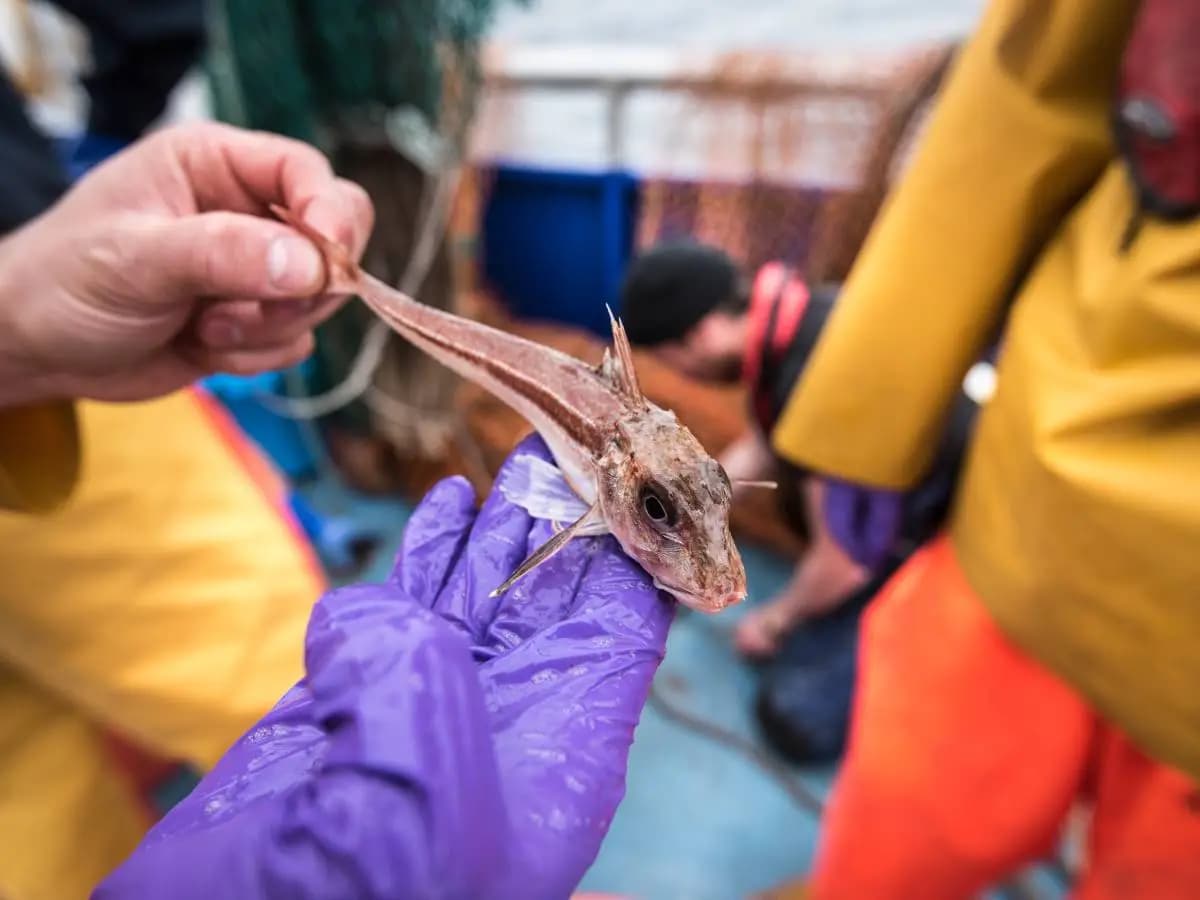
xmin=269 ymin=203 xmax=361 ymax=295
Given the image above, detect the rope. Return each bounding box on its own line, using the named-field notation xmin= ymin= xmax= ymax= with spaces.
xmin=645 ymin=678 xmax=826 ymax=817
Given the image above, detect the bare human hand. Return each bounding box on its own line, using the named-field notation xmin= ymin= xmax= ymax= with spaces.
xmin=0 ymin=121 xmax=374 ymax=405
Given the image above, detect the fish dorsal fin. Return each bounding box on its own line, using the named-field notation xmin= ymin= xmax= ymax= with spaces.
xmin=596 ymin=347 xmax=613 ymax=376
xmin=595 ymin=347 xmax=620 ymax=387
xmin=604 ymin=304 xmax=646 ymax=408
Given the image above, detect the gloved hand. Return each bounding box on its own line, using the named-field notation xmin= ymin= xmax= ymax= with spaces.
xmin=820 ymin=477 xmax=905 ymax=572
xmin=94 ymin=434 xmax=673 ymax=900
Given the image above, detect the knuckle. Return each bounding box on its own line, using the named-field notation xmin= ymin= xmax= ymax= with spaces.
xmin=191 ymin=215 xmax=237 ymax=287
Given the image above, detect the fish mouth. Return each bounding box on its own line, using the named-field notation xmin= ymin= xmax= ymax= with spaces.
xmin=652 ymin=578 xmax=743 ymax=614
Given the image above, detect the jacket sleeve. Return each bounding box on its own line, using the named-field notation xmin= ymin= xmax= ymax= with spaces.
xmin=0 ymin=402 xmax=80 ymax=513
xmin=771 ymin=0 xmax=1138 ymax=488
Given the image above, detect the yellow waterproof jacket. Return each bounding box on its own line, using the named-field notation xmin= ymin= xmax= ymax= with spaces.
xmin=0 ymin=392 xmax=322 ymax=900
xmin=774 ymin=0 xmax=1200 ymax=779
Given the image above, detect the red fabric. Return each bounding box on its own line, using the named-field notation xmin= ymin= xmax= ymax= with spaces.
xmin=1117 ymin=0 xmax=1200 ymax=216
xmin=742 ymin=262 xmax=789 ymax=393
xmin=742 ymin=262 xmax=810 ymax=431
xmin=811 ymin=535 xmax=1200 ymax=899
xmin=771 ymin=274 xmax=809 ymax=358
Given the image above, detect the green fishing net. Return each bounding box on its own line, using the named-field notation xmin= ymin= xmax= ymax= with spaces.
xmin=204 ymin=0 xmax=526 ymax=439
xmin=206 ymin=0 xmax=519 ymax=147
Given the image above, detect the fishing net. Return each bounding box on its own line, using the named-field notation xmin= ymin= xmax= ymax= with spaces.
xmin=205 ymin=0 xmax=527 ymax=462
xmin=632 ymin=43 xmax=956 ymax=283
xmin=468 ymin=41 xmax=954 ymax=299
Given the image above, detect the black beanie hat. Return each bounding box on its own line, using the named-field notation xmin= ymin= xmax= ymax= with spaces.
xmin=618 ymin=240 xmax=743 ymax=346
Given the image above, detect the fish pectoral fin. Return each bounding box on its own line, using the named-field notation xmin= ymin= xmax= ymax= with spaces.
xmin=499 ymin=453 xmax=594 ymax=523
xmin=489 ymin=501 xmax=600 ymax=598
xmin=573 ymin=518 xmax=611 ymax=536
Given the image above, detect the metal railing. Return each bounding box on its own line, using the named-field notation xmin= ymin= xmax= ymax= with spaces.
xmin=477 ymin=43 xmax=915 ymax=170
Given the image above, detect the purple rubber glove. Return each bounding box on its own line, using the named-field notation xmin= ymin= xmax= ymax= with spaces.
xmin=820 ymin=477 xmax=905 ymax=572
xmin=94 ymin=434 xmax=673 ymax=900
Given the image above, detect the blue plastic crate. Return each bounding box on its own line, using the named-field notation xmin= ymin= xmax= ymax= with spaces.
xmin=481 ymin=164 xmax=639 ymax=337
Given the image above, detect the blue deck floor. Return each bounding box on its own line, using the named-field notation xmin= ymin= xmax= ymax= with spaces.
xmin=297 ymin=476 xmax=1070 ymax=900
xmin=579 ymin=542 xmax=830 ymax=899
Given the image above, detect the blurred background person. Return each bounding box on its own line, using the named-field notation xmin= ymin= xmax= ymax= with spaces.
xmin=619 ymin=238 xmax=979 ymax=764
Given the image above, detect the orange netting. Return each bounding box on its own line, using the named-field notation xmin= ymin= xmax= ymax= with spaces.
xmin=635 ymin=43 xmax=956 ymax=282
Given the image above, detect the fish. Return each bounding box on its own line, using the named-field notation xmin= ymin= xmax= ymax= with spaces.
xmin=271 ymin=203 xmax=750 ymax=613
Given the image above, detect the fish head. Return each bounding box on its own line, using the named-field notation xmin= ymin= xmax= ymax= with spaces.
xmin=596 ymin=405 xmax=747 ymax=613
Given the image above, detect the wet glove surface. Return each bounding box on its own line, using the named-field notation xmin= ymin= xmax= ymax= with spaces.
xmin=94 ymin=434 xmax=673 ymax=900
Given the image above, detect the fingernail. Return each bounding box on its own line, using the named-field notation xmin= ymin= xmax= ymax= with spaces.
xmin=203 ymin=318 xmax=242 ymax=347
xmin=268 ymin=236 xmax=323 ymax=292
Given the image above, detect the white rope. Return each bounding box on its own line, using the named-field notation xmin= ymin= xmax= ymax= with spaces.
xmin=260 ymin=158 xmax=461 ymax=420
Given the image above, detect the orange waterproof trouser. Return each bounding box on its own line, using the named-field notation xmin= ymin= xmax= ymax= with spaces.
xmin=809 ymin=535 xmax=1200 ymax=899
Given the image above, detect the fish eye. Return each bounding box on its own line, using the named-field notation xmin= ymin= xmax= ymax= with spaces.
xmin=639 ymin=484 xmax=678 ymax=528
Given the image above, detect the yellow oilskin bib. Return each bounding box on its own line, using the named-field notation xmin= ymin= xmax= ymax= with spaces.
xmin=0 ymin=389 xmax=322 ymax=899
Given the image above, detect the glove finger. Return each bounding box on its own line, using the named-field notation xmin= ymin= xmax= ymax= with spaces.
xmin=569 ymin=534 xmax=673 ymax=635
xmin=481 ymin=511 xmax=594 ymax=655
xmin=105 ymin=583 xmax=510 ymax=900
xmin=481 ymin=540 xmax=671 ymax=897
xmin=391 ymin=476 xmax=477 ymax=609
xmin=430 ymin=436 xmax=546 ymax=643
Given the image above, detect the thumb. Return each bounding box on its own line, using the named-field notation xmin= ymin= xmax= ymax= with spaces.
xmin=138 ymin=211 xmax=328 ymax=300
